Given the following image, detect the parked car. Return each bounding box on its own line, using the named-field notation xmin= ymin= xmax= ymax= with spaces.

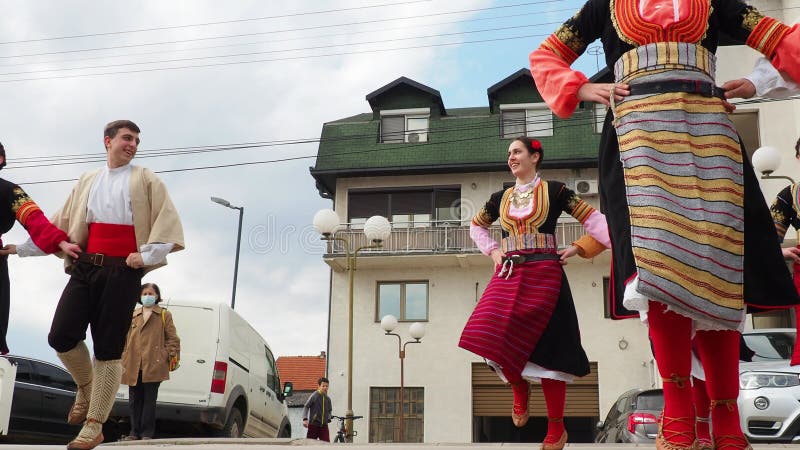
xmin=0 ymin=355 xmax=80 ymax=443
xmin=595 ymin=387 xmax=663 ymax=444
xmin=109 ymin=300 xmax=293 ymax=439
xmin=739 ymin=328 xmax=799 ymax=443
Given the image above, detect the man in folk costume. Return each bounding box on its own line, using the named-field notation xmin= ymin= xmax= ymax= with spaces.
xmin=0 ymin=144 xmax=82 ymax=354
xmin=530 ymin=1 xmax=800 ymax=449
xmin=16 ymin=120 xmax=184 ymax=450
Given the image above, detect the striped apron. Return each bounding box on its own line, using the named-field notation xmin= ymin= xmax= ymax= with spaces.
xmin=613 ymin=42 xmax=745 ymax=327
xmin=458 ymin=236 xmax=562 ymax=376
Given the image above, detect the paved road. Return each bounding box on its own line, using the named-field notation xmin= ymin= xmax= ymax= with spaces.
xmin=0 ymin=439 xmax=798 ymax=449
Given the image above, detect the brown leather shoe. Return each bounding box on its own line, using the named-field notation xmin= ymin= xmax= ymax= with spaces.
xmin=66 ymin=432 xmax=103 ymax=450
xmin=66 ymin=419 xmax=104 ymax=450
xmin=655 ymin=432 xmax=699 ymax=450
xmin=540 ymin=430 xmax=567 ymax=450
xmin=714 ymin=434 xmax=753 ymax=450
xmin=67 ymin=380 xmax=91 ymax=425
xmin=510 ymin=381 xmax=530 ymax=427
xmin=512 ymin=408 xmax=530 ymax=428
xmin=696 ymin=438 xmax=713 ymax=450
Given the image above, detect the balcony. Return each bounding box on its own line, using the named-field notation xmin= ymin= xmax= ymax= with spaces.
xmin=323 ymin=220 xmax=586 ymax=257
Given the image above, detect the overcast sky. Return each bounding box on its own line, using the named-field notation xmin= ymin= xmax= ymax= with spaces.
xmin=0 ymin=0 xmax=610 ymax=364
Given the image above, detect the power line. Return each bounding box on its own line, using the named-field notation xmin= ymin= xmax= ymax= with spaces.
xmin=0 ymin=25 xmax=558 ymax=77
xmin=1 ymin=2 xmax=796 ymax=62
xmin=0 ymin=33 xmax=545 ymax=83
xmin=0 ymin=1 xmax=568 ymax=60
xmin=0 ymin=0 xmax=434 ymax=45
xmin=0 ymin=10 xmax=552 ymax=69
xmin=10 ymin=93 xmax=799 ymax=176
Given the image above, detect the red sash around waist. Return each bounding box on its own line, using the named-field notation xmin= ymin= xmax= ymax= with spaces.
xmin=87 ymin=223 xmax=137 ymax=257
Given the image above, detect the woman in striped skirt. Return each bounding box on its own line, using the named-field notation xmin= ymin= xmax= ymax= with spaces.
xmin=530 ymin=1 xmax=800 ymax=449
xmin=459 ymin=137 xmax=610 ymax=450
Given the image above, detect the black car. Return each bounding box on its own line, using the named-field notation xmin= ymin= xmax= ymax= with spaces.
xmin=595 ymin=388 xmax=664 ymax=444
xmin=2 ymin=355 xmax=81 ymax=443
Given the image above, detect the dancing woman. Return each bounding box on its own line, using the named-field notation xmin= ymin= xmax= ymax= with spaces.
xmin=530 ymin=2 xmax=800 ymax=449
xmin=459 ymin=137 xmax=610 ymax=450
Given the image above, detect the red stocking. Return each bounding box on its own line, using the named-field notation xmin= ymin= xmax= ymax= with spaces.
xmin=692 ymin=377 xmax=712 ymax=445
xmin=695 ymin=329 xmax=747 ymax=448
xmin=541 ymin=378 xmax=566 ymax=443
xmin=502 ymin=367 xmax=529 ymax=417
xmin=648 ymin=301 xmax=695 ymax=446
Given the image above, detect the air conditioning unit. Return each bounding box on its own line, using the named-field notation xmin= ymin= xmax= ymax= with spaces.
xmin=575 ymin=179 xmax=599 ymax=196
xmin=406 ymin=132 xmax=422 ymax=143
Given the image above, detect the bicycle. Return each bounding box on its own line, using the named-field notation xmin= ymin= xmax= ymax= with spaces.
xmin=331 ymin=414 xmax=363 ymax=443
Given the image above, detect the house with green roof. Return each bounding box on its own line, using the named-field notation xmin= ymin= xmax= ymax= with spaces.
xmin=308 ymin=69 xmax=657 ymax=444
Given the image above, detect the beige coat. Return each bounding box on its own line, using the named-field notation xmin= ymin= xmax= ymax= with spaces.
xmin=50 ymin=165 xmax=185 ymax=274
xmin=121 ymin=304 xmax=180 ymax=385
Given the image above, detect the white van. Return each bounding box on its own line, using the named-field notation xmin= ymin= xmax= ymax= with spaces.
xmin=109 ymin=300 xmax=293 ymax=439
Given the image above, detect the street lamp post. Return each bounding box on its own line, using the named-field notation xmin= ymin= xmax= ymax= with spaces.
xmin=211 ymin=196 xmax=244 ymax=309
xmin=380 ymin=314 xmax=425 ymax=443
xmin=313 ymin=209 xmax=391 ymax=443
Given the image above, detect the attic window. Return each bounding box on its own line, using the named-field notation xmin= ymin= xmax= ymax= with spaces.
xmin=499 ymin=103 xmax=553 ymax=138
xmin=380 ymin=108 xmax=429 ymax=143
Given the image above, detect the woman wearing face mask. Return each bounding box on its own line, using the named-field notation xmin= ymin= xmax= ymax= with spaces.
xmin=120 ymin=283 xmax=180 ymax=440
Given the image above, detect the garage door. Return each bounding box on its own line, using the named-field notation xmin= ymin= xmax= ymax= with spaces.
xmin=471 ymin=361 xmax=599 ymax=416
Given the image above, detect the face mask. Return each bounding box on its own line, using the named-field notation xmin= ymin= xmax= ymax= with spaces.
xmin=141 ymin=295 xmax=157 ymax=307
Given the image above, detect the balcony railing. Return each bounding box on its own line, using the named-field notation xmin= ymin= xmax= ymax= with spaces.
xmin=324 ymin=220 xmax=586 ymax=256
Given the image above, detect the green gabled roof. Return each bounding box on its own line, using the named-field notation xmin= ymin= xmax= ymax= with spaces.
xmin=311 ymin=71 xmax=603 ymax=198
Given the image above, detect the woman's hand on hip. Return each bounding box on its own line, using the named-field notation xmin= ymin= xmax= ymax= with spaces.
xmin=557 ymin=245 xmax=580 ymax=265
xmin=577 ymin=82 xmax=629 ymax=106
xmin=489 ymin=248 xmax=506 ymax=268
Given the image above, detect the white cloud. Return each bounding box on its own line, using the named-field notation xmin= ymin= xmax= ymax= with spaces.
xmin=0 ymin=0 xmax=491 ymax=362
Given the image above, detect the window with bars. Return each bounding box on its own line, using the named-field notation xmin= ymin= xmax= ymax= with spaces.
xmin=380 ymin=114 xmax=429 ymax=143
xmin=369 ymin=387 xmax=424 ymax=443
xmin=377 ymin=281 xmax=428 ymax=322
xmin=500 ymin=104 xmax=553 ymax=138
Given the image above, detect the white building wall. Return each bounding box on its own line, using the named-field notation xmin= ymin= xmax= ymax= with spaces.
xmin=715 ymin=0 xmax=800 ymax=203
xmin=326 ymin=171 xmax=653 ymax=443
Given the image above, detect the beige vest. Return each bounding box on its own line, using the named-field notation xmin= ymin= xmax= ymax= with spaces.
xmin=51 ymin=165 xmax=185 ymax=274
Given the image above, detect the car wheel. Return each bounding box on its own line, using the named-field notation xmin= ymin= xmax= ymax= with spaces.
xmin=216 ymin=409 xmax=243 ymax=438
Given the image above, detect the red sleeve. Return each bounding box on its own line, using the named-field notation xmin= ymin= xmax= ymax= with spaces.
xmin=13 ymin=187 xmax=67 ymax=254
xmin=530 ymin=42 xmax=589 ymax=119
xmin=769 ymin=25 xmax=800 ymax=86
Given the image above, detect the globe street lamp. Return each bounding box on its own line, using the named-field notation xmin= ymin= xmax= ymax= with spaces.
xmin=380 ymin=314 xmax=425 ymax=443
xmin=211 ymin=196 xmax=244 ymax=309
xmin=752 ymin=145 xmax=796 ymax=184
xmin=314 ymin=209 xmax=391 ymax=442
